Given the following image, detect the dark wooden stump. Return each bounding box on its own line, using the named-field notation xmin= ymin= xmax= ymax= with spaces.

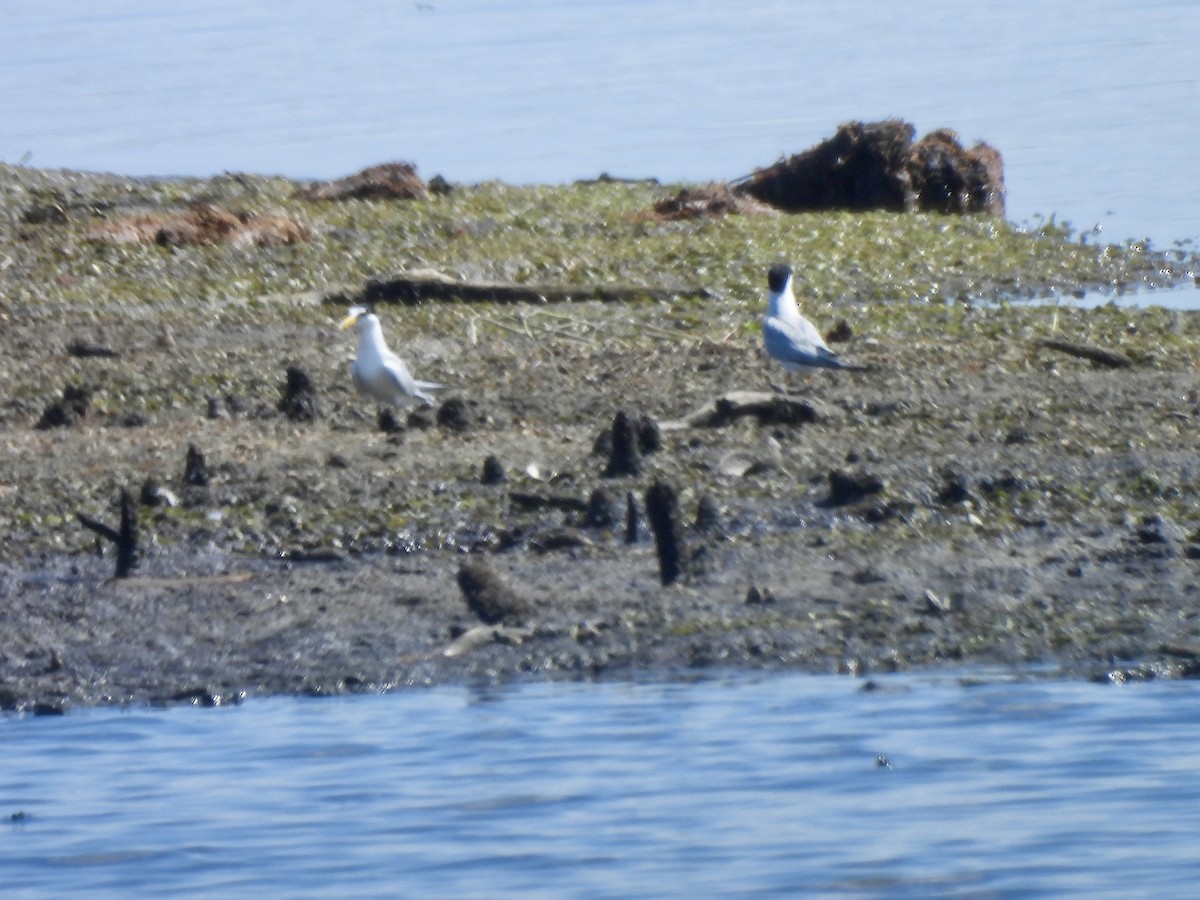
xmin=645 ymin=480 xmax=685 ymax=586
xmin=603 ymin=411 xmax=642 ymax=477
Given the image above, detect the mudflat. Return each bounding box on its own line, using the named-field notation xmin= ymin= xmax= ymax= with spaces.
xmin=2 ymin=163 xmax=1199 ymax=711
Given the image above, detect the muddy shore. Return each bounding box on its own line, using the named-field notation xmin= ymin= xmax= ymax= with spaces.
xmin=3 ymin=163 xmax=1200 ymax=711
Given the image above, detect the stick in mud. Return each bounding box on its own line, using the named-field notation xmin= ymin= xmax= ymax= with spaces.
xmin=76 ymin=489 xmax=139 ymax=578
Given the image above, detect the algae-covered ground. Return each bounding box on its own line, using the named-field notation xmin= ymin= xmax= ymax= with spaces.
xmin=2 ymin=162 xmax=1200 ymax=711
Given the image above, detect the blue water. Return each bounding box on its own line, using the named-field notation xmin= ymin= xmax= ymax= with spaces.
xmin=3 ymin=672 xmax=1199 ymax=898
xmin=2 ymin=0 xmax=1199 ymax=249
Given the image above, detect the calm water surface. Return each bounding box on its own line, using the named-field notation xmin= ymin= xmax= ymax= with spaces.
xmin=3 ymin=0 xmax=1199 ymax=248
xmin=3 ymin=672 xmax=1200 ymax=898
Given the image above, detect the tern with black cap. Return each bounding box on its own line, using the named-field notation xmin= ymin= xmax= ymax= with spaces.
xmin=761 ymin=263 xmax=866 ymax=381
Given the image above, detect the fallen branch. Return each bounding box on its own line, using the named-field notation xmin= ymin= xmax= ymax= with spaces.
xmin=1037 ymin=338 xmax=1133 ymax=369
xmin=659 ymin=391 xmax=826 ymax=430
xmin=346 ymin=268 xmax=712 ymax=307
xmin=77 ymin=489 xmax=138 ymax=578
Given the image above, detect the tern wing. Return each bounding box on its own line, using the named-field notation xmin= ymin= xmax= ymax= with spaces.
xmin=763 ymin=316 xmax=846 ymax=369
xmin=380 ymin=351 xmax=440 ymax=406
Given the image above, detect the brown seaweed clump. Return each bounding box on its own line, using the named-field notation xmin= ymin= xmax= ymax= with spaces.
xmin=643 ymin=182 xmax=779 ymax=222
xmin=86 ymin=201 xmax=309 ymax=247
xmin=296 ymin=161 xmax=429 ymax=202
xmin=734 ymin=119 xmax=1005 ymax=217
xmin=909 ymin=128 xmax=1006 ymax=217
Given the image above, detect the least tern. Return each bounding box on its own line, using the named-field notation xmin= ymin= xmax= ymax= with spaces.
xmin=339 ymin=306 xmax=443 ymax=408
xmin=761 ymin=263 xmax=866 ymax=379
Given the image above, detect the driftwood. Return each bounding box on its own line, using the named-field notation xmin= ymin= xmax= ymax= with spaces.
xmin=659 ymin=391 xmax=826 ymax=430
xmin=349 ymin=268 xmax=711 ymax=307
xmin=1037 ymin=338 xmax=1134 ymax=369
xmin=77 ymin=489 xmax=139 ymax=578
xmin=441 ymin=624 xmax=534 ymax=658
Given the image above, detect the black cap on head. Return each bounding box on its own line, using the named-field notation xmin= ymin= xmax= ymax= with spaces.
xmin=767 ymin=263 xmax=792 ymax=293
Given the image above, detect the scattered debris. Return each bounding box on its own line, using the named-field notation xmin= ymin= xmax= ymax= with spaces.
xmin=442 ymin=624 xmax=533 ymax=658
xmin=660 ymin=391 xmax=825 ymax=430
xmin=716 ymin=436 xmax=784 ymax=478
xmin=643 ymin=182 xmax=778 ymax=221
xmin=36 ymin=384 xmax=92 ymax=429
xmin=86 ymin=201 xmax=309 ymax=247
xmin=352 ymin=268 xmax=709 ymax=307
xmin=296 ymin=162 xmax=429 ymax=202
